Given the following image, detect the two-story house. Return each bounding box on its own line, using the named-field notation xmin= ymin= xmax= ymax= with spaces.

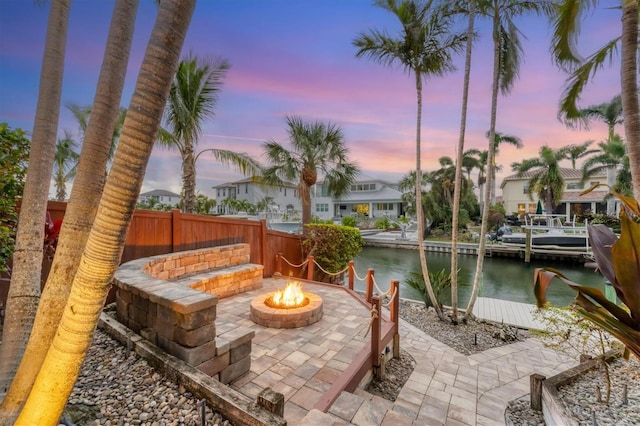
xmin=138 ymin=189 xmax=181 ymax=207
xmin=500 ymin=168 xmax=611 ymax=219
xmin=213 ymin=178 xmax=300 ymax=214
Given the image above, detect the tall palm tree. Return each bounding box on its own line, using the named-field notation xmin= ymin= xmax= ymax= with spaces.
xmin=514 ymin=145 xmax=570 ymax=214
xmin=261 ymin=115 xmax=359 ymax=225
xmin=488 ymin=130 xmax=522 ymax=205
xmin=14 ymin=1 xmax=194 ymax=422
xmin=582 ymin=135 xmax=629 ymax=213
xmin=462 ymin=148 xmax=481 ymax=182
xmin=0 ymin=0 xmax=70 ymax=396
xmin=158 ymin=55 xmax=260 ymax=214
xmin=0 ymin=0 xmax=139 ymax=420
xmin=476 ymin=149 xmax=489 ymax=209
xmin=354 ymin=0 xmax=466 ymax=320
xmin=565 ymin=140 xmax=597 ymax=169
xmin=553 ymin=1 xmax=639 ymax=200
xmin=52 ymin=131 xmax=79 ymax=201
xmin=465 ymin=0 xmax=552 ymax=321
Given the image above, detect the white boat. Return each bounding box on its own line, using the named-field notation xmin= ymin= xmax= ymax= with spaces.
xmin=499 ymin=214 xmax=590 ymax=249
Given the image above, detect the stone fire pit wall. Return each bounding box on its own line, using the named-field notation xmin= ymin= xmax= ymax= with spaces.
xmin=113 ymin=243 xmax=263 ymax=384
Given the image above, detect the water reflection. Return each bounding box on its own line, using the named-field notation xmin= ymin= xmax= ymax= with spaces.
xmin=351 ymin=247 xmax=605 ymax=307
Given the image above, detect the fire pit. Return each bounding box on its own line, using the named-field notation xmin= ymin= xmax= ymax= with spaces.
xmin=250 ymin=281 xmax=323 ymax=328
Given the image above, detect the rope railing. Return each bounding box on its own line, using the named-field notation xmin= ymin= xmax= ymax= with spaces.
xmin=279 ymin=256 xmax=310 ymax=269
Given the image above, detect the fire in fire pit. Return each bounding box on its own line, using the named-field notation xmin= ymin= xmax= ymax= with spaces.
xmin=250 ymin=281 xmax=323 ymax=328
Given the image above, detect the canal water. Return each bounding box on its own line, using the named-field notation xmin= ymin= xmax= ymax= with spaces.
xmin=350 ymin=247 xmax=606 ymax=307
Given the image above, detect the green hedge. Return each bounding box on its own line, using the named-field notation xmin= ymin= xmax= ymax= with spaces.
xmin=302 ymin=223 xmax=364 ymax=283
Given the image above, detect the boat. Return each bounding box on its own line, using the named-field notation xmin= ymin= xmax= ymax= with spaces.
xmin=498 ymin=214 xmax=590 ymax=249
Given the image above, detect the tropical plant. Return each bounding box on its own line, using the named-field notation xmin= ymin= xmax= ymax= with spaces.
xmin=157 ymin=54 xmax=261 ymax=214
xmin=354 ymin=0 xmax=466 ymax=320
xmin=52 ymin=130 xmax=79 ymax=201
xmin=374 ymin=216 xmax=392 ymax=230
xmin=341 ymin=215 xmax=357 ymax=227
xmin=465 ymin=0 xmax=553 ymax=322
xmin=406 ymin=268 xmax=465 ymax=310
xmin=565 ymin=140 xmax=598 ymax=169
xmin=4 ymin=1 xmax=192 ymax=422
xmin=487 ymin=130 xmax=522 ymax=205
xmin=534 ymin=189 xmax=640 ymax=360
xmin=0 ymin=0 xmax=71 ymax=400
xmin=261 ymin=115 xmax=359 ymax=225
xmin=256 ymin=196 xmax=274 ymax=213
xmin=194 ymin=193 xmax=216 ymax=215
xmin=0 ymin=124 xmax=30 ymax=275
xmin=552 ymin=1 xmax=639 ymax=201
xmin=513 ymin=145 xmax=569 ymax=215
xmin=301 ymin=223 xmax=364 ymax=283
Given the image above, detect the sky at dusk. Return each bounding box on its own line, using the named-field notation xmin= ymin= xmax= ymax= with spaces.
xmin=0 ymin=0 xmax=625 ymax=199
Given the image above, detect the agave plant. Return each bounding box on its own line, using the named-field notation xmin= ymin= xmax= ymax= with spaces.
xmin=534 ymin=188 xmax=640 ymax=359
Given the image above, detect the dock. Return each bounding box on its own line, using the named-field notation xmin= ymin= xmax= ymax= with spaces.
xmin=473 ymin=296 xmax=546 ymax=331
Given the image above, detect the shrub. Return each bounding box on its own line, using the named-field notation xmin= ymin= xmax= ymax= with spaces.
xmin=341 ymin=216 xmax=357 ymax=227
xmin=302 ymin=223 xmax=364 ymax=283
xmin=374 ymin=216 xmax=391 ymax=230
xmin=406 ymin=269 xmax=465 ymax=309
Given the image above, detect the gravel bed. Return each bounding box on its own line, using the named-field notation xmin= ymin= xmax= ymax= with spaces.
xmin=62 ymin=328 xmax=232 ymax=426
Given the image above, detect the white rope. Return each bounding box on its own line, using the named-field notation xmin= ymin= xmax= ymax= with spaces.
xmin=372 ymin=275 xmax=391 ymax=297
xmin=312 ymin=259 xmax=351 ymax=277
xmin=363 ymin=305 xmax=379 ymax=337
xmin=381 ymin=287 xmax=397 ymax=308
xmin=279 ymin=256 xmax=310 ymax=269
xmin=351 ymin=267 xmax=369 ymax=282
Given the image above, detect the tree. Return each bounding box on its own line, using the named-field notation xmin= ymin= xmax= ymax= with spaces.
xmin=0 ymin=0 xmax=70 ymax=395
xmin=465 ymin=0 xmax=552 ymax=322
xmin=552 ymin=1 xmax=639 ymax=200
xmin=354 ymin=0 xmax=466 ymax=320
xmin=262 ymin=115 xmax=359 ymax=225
xmin=0 ymin=0 xmax=139 ymax=420
xmin=565 ymin=140 xmax=597 ymax=169
xmin=582 ymin=135 xmax=630 ymax=211
xmin=0 ymin=124 xmax=30 ymax=275
xmin=12 ymin=0 xmax=194 ymax=423
xmin=157 ymin=55 xmax=260 ymax=214
xmin=514 ymin=145 xmax=569 ymax=214
xmin=194 ymin=193 xmax=216 ymax=215
xmin=461 ymin=148 xmax=481 ymax=181
xmin=52 ymin=130 xmax=79 ymax=201
xmin=487 ymin=130 xmax=522 ymax=205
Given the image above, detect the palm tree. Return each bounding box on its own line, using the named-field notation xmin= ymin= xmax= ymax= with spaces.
xmin=514 ymin=145 xmax=569 ymax=214
xmin=0 ymin=0 xmax=70 ymax=397
xmin=552 ymin=1 xmax=639 ymax=200
xmin=195 ymin=193 xmax=216 ymax=215
xmin=465 ymin=0 xmax=552 ymax=321
xmin=565 ymin=140 xmax=597 ymax=169
xmin=582 ymin=135 xmax=629 ymax=213
xmin=476 ymin=149 xmax=489 ymax=209
xmin=354 ymin=0 xmax=466 ymax=320
xmin=158 ymin=55 xmax=260 ymax=214
xmin=52 ymin=131 xmax=79 ymax=201
xmin=488 ymin=130 xmax=522 ymax=205
xmin=14 ymin=1 xmax=194 ymax=423
xmin=462 ymin=148 xmax=481 ymax=182
xmin=0 ymin=0 xmax=139 ymax=420
xmin=398 ymin=169 xmax=429 ymax=218
xmin=262 ymin=115 xmax=359 ymax=225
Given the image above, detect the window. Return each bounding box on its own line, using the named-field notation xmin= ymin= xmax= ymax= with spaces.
xmin=223 ymin=189 xmax=226 ymax=197
xmin=316 ymin=203 xmax=329 ymax=212
xmin=567 ymin=182 xmax=584 ymax=190
xmin=350 ymin=183 xmax=377 ymax=192
xmin=284 ymin=188 xmax=287 ymax=196
xmin=377 ymin=203 xmax=393 ymax=211
xmin=522 ymin=184 xmax=529 ymax=194
xmin=245 ymin=184 xmax=248 ymax=193
xmin=320 ymin=185 xmax=329 ymax=197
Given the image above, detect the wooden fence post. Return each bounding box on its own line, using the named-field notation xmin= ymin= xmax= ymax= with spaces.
xmin=524 ymin=228 xmax=532 ymax=265
xmin=348 ymin=260 xmax=354 ymax=290
xmin=275 ymin=253 xmax=283 ymax=276
xmin=171 ymin=209 xmax=182 ymax=253
xmin=530 ymin=373 xmax=546 ymax=411
xmin=366 ymin=269 xmax=375 ymax=303
xmin=307 ymin=255 xmax=315 ymax=281
xmin=391 ymin=280 xmax=400 ymax=359
xmin=260 ymin=219 xmax=268 ymax=276
xmin=371 ymin=296 xmax=382 ymax=379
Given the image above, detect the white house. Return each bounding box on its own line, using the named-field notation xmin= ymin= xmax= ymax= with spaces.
xmin=213 ymin=178 xmax=301 ymax=214
xmin=500 ymin=168 xmax=611 ymax=219
xmin=312 ymin=178 xmax=405 ymax=221
xmin=138 ymin=189 xmax=181 ymax=207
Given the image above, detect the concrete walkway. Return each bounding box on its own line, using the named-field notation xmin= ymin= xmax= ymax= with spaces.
xmin=218 ymin=278 xmax=576 ymax=425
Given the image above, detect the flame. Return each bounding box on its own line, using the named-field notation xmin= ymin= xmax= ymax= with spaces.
xmin=271 ymin=281 xmax=305 ymax=308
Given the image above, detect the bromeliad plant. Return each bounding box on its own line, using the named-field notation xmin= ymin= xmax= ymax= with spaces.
xmin=534 ymin=189 xmax=640 ymax=359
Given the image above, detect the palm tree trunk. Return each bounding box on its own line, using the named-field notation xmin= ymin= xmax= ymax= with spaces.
xmin=450 ymin=0 xmax=475 ymax=324
xmin=415 ymin=72 xmax=444 ymax=320
xmin=620 ymin=0 xmax=640 ymax=201
xmin=606 ymin=166 xmax=616 ymax=214
xmin=14 ymin=1 xmax=194 ymax=423
xmin=0 ymin=0 xmax=138 ymax=419
xmin=0 ymin=0 xmax=70 ymax=394
xmin=465 ymin=10 xmax=501 ymax=321
xmin=182 ymin=139 xmax=196 ymax=213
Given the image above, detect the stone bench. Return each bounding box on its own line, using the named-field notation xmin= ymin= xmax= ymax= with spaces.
xmin=113 ymin=243 xmax=263 ymax=384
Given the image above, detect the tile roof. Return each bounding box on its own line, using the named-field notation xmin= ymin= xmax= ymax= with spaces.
xmin=140 ymin=189 xmax=180 ymax=197
xmin=502 ymin=167 xmax=605 ymax=182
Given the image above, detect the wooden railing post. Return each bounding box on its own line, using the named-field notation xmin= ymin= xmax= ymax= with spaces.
xmin=171 ymin=209 xmax=182 ymax=253
xmin=307 ymin=255 xmax=315 ymax=281
xmin=275 ymin=252 xmax=283 ymax=276
xmin=391 ymin=280 xmax=400 ymax=359
xmin=371 ymin=296 xmax=382 ymax=379
xmin=348 ymin=260 xmax=354 ymax=290
xmin=366 ymin=269 xmax=375 ymax=303
xmin=260 ymin=219 xmax=268 ymax=276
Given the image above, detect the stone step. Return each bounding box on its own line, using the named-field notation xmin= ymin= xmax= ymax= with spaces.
xmin=326 ymin=390 xmax=393 ymax=425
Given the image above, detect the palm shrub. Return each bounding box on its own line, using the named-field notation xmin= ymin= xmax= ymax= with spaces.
xmin=406 ymin=269 xmax=464 ymax=310
xmin=374 ymin=216 xmax=391 ymax=230
xmin=534 ymin=189 xmax=640 ymax=359
xmin=341 ymin=216 xmax=357 ymax=227
xmin=302 ymin=223 xmax=363 ymax=283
